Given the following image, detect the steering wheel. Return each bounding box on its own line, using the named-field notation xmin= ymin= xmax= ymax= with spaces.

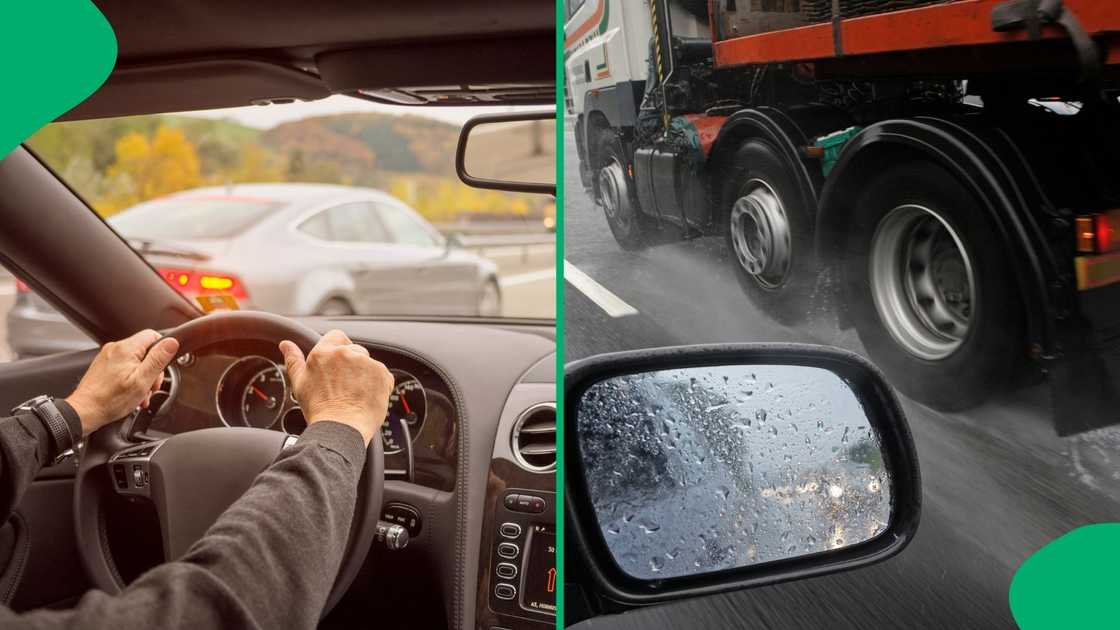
xmin=73 ymin=311 xmax=383 ymax=616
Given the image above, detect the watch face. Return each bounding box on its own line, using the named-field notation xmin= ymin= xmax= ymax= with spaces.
xmin=12 ymin=395 xmax=50 ymax=415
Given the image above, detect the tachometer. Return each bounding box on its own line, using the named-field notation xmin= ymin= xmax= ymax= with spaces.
xmin=384 ymin=370 xmax=426 ymax=454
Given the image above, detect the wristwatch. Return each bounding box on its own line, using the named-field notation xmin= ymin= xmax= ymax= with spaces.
xmin=12 ymin=395 xmax=77 ymax=464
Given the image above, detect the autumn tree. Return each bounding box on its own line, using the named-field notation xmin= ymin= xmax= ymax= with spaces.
xmin=101 ymin=126 xmax=202 ymax=214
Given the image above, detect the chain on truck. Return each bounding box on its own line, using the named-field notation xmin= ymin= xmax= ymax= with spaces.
xmin=564 ymin=0 xmax=1120 ymax=435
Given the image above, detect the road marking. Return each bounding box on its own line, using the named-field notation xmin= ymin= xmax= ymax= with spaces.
xmin=564 ymin=260 xmax=638 ymax=318
xmin=502 ymin=268 xmax=555 ymax=287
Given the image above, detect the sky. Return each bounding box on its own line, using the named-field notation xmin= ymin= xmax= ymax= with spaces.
xmin=175 ymin=95 xmax=540 ymax=129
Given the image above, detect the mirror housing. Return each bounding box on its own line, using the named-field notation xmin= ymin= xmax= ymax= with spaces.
xmin=444 ymin=232 xmax=464 ymax=253
xmin=456 ymin=111 xmax=555 ymax=195
xmin=565 ymin=343 xmax=921 ymax=605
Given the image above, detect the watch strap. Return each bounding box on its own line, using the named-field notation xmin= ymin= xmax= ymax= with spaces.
xmin=13 ymin=396 xmax=75 ymax=460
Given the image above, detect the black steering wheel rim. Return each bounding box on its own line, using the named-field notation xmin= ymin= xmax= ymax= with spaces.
xmin=73 ymin=311 xmax=383 ymax=616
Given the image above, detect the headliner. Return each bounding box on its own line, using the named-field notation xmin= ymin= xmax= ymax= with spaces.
xmin=62 ymin=1 xmax=555 ymax=120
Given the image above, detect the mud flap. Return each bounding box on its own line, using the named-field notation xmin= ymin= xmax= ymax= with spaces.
xmin=1050 ymin=343 xmax=1120 ymax=436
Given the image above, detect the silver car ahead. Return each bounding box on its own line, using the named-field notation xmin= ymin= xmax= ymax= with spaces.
xmin=8 ymin=183 xmax=500 ymax=357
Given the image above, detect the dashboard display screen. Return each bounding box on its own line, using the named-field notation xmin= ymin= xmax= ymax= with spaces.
xmin=521 ymin=526 xmax=556 ymax=615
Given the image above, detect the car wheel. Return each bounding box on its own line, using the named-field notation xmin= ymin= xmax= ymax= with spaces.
xmin=477 ymin=279 xmax=501 ymax=317
xmin=316 ymin=297 xmax=355 ymax=317
xmin=596 ymin=132 xmax=648 ymax=250
xmin=842 ymin=160 xmax=1024 ymax=411
xmin=722 ymin=139 xmax=815 ymax=325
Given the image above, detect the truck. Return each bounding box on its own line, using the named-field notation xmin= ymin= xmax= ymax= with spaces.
xmin=564 ymin=0 xmax=1120 ymax=435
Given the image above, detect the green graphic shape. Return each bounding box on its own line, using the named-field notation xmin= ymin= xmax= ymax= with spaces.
xmin=1010 ymin=523 xmax=1120 ymax=629
xmin=0 ymin=3 xmax=117 ymax=158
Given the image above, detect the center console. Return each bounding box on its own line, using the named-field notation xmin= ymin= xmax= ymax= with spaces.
xmin=476 ymin=373 xmax=555 ymax=630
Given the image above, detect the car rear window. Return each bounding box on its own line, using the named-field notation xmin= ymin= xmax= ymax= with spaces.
xmin=107 ymin=198 xmax=280 ymax=240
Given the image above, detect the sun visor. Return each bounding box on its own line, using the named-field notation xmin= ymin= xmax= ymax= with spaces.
xmin=316 ymin=35 xmax=553 ymax=105
xmin=59 ymin=59 xmax=331 ymax=121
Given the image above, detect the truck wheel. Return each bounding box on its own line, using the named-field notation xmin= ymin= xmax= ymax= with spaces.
xmin=596 ymin=133 xmax=648 ymax=250
xmin=841 ymin=161 xmax=1023 ymax=411
xmin=723 ymin=140 xmax=813 ymax=324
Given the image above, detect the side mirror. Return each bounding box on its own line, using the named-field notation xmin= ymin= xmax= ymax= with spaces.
xmin=455 ymin=111 xmax=555 ymax=195
xmin=444 ymin=232 xmax=464 ymax=253
xmin=565 ymin=344 xmax=920 ymax=605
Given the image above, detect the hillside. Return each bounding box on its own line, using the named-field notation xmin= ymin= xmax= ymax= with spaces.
xmin=26 ymin=109 xmax=545 ymax=221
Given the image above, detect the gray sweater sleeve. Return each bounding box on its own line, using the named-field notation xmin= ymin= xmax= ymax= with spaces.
xmin=0 ymin=412 xmax=59 ymax=522
xmin=0 ymin=420 xmax=367 ymax=630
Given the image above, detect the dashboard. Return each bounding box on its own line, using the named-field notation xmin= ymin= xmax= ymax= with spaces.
xmin=111 ymin=318 xmax=555 ymax=630
xmin=147 ymin=339 xmax=458 ymax=491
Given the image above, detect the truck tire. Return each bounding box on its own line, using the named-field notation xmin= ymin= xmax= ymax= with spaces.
xmin=722 ymin=139 xmax=814 ymax=325
xmin=595 ymin=133 xmax=648 ymax=250
xmin=841 ymin=160 xmax=1024 ymax=411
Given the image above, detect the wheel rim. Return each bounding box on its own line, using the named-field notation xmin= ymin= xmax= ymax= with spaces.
xmin=318 ymin=299 xmax=353 ymax=317
xmin=479 ymin=282 xmax=501 ymax=316
xmin=729 ymin=179 xmax=792 ymax=290
xmin=598 ymin=156 xmax=632 ymax=231
xmin=869 ymin=204 xmax=975 ymax=360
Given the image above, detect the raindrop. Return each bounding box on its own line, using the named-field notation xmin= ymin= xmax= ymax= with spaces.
xmin=650 ymin=556 xmax=664 ymax=573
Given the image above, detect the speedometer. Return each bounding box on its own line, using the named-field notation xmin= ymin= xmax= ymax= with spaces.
xmin=217 ymin=356 xmax=288 ymax=429
xmin=240 ymin=365 xmax=286 ymax=428
xmin=383 ymin=370 xmax=426 ymax=454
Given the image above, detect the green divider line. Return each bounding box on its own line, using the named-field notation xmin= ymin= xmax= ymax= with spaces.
xmin=555 ymin=0 xmax=567 ymax=625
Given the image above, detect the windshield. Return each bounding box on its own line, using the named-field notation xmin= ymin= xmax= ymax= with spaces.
xmin=108 ymin=198 xmax=281 ymax=240
xmin=26 ymin=97 xmax=556 ymax=320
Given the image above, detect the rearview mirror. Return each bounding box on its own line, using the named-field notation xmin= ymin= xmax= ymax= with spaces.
xmin=565 ymin=344 xmax=920 ymax=605
xmin=456 ymin=111 xmax=555 ymax=195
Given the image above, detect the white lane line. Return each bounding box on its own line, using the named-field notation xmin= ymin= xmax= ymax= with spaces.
xmin=501 ymin=268 xmax=556 ymax=288
xmin=563 ymin=260 xmax=638 ymax=318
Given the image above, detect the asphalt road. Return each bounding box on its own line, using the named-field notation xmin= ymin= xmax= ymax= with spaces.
xmin=563 ymin=130 xmax=1120 ymax=629
xmin=0 ymin=242 xmax=555 ymax=362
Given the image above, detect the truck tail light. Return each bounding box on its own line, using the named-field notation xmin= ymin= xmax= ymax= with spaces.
xmin=157 ymin=267 xmax=248 ymax=300
xmin=1076 ymin=211 xmax=1120 ymax=254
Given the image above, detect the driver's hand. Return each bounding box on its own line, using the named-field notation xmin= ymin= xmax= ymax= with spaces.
xmin=66 ymin=329 xmax=181 ymax=436
xmin=279 ymin=330 xmax=393 ymax=446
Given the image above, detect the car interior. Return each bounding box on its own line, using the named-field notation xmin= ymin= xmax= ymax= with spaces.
xmin=0 ymin=2 xmax=555 ymax=629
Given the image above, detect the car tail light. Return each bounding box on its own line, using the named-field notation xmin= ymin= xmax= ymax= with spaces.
xmin=1076 ymin=211 xmax=1120 ymax=254
xmin=157 ymin=267 xmax=248 ymax=300
xmin=14 ymin=279 xmax=30 ymax=294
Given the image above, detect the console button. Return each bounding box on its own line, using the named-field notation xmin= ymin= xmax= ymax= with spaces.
xmin=382 ymin=502 xmax=422 ymax=537
xmin=112 ymin=465 xmax=127 ymax=490
xmin=496 ymin=562 xmax=518 ymax=580
xmin=503 ymin=493 xmax=521 ymax=510
xmin=526 ymin=495 xmax=546 ymax=513
xmin=494 ymin=583 xmax=516 ymax=601
xmin=497 ymin=542 xmax=519 ymax=559
xmin=499 ymin=522 xmax=522 ymax=539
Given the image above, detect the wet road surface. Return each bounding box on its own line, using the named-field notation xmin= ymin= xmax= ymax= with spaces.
xmin=563 ymin=130 xmax=1120 ymax=629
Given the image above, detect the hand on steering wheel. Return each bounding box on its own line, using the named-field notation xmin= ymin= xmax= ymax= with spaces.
xmin=279 ymin=329 xmax=394 ymax=447
xmin=66 ymin=329 xmax=180 ymax=435
xmin=74 ymin=312 xmax=385 ymax=618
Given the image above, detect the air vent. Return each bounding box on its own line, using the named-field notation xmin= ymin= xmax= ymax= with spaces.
xmin=511 ymin=403 xmax=556 ymax=472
